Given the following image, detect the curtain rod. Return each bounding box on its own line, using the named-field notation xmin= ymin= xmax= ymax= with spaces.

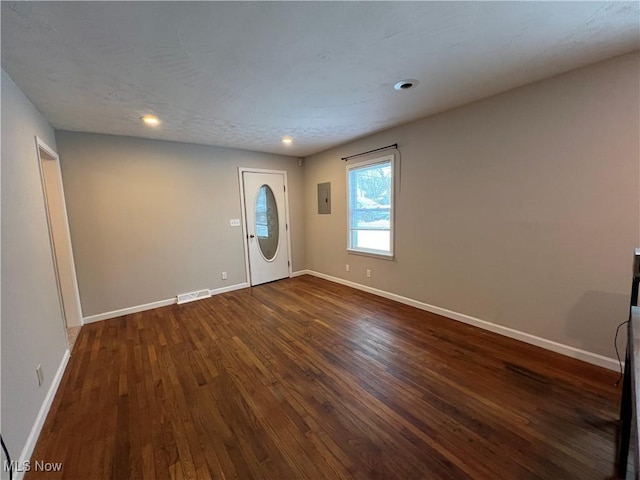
xmin=341 ymin=143 xmax=398 ymax=161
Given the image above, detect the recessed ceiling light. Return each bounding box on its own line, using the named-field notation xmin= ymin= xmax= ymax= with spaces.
xmin=394 ymin=79 xmax=419 ymax=91
xmin=282 ymin=136 xmax=293 ymax=145
xmin=141 ymin=115 xmax=160 ymax=126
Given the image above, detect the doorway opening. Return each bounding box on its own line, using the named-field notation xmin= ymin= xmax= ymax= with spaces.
xmin=36 ymin=137 xmax=83 ymax=351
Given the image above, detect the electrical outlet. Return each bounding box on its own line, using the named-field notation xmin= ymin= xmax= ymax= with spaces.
xmin=36 ymin=364 xmax=44 ymax=386
xmin=366 ymin=269 xmax=371 ymax=278
xmin=229 ymin=219 xmax=241 ymax=227
xmin=346 ymin=264 xmax=350 ymax=272
xmin=222 ymin=271 xmax=227 ymax=280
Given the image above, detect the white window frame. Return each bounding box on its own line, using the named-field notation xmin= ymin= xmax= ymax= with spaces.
xmin=346 ymin=154 xmax=395 ymax=259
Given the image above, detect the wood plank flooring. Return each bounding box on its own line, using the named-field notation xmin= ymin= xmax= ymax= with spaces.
xmin=28 ymin=275 xmax=621 ymax=479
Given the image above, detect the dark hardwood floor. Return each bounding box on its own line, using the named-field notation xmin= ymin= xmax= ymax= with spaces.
xmin=28 ymin=275 xmax=620 ymax=479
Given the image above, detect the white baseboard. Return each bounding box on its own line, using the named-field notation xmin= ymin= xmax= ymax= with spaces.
xmin=83 ymin=297 xmax=176 ymax=324
xmin=291 ymin=270 xmax=307 ymax=278
xmin=300 ymin=270 xmax=620 ymax=371
xmin=83 ymin=283 xmax=249 ymax=324
xmin=210 ymin=282 xmax=249 ymax=296
xmin=15 ymin=349 xmax=71 ymax=480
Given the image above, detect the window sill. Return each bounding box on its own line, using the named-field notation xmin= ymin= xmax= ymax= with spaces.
xmin=347 ymin=248 xmax=394 ymax=261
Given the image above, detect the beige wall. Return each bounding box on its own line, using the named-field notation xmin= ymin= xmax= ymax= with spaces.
xmin=55 ymin=132 xmax=304 ymax=317
xmin=1 ymin=70 xmax=68 ymax=462
xmin=303 ymin=52 xmax=640 ymax=359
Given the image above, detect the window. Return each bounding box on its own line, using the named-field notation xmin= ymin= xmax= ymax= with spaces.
xmin=347 ymin=154 xmax=394 ymax=258
xmin=255 ymin=185 xmax=270 ymax=238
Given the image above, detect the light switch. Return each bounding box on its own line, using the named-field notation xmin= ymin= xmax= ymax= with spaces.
xmin=229 ymin=219 xmax=241 ymax=227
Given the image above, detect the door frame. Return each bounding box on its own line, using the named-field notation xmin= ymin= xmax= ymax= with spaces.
xmin=238 ymin=167 xmax=293 ymax=286
xmin=35 ymin=136 xmax=84 ymax=330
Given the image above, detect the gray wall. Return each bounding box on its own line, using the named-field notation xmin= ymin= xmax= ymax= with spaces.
xmin=55 ymin=132 xmax=305 ymax=317
xmin=303 ymin=52 xmax=640 ymax=359
xmin=1 ymin=70 xmax=68 ymax=462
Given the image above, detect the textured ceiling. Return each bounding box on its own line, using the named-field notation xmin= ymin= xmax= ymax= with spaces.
xmin=2 ymin=1 xmax=639 ymax=157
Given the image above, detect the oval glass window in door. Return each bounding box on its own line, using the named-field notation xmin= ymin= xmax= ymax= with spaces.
xmin=255 ymin=185 xmax=279 ymax=261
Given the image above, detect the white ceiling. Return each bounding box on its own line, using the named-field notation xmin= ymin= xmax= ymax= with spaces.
xmin=2 ymin=2 xmax=639 ymax=157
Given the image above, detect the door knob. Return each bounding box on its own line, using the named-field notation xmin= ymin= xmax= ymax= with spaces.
xmin=249 ymin=234 xmax=255 ymax=238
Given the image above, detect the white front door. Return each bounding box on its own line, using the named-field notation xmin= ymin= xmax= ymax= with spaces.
xmin=242 ymin=171 xmax=290 ymax=286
